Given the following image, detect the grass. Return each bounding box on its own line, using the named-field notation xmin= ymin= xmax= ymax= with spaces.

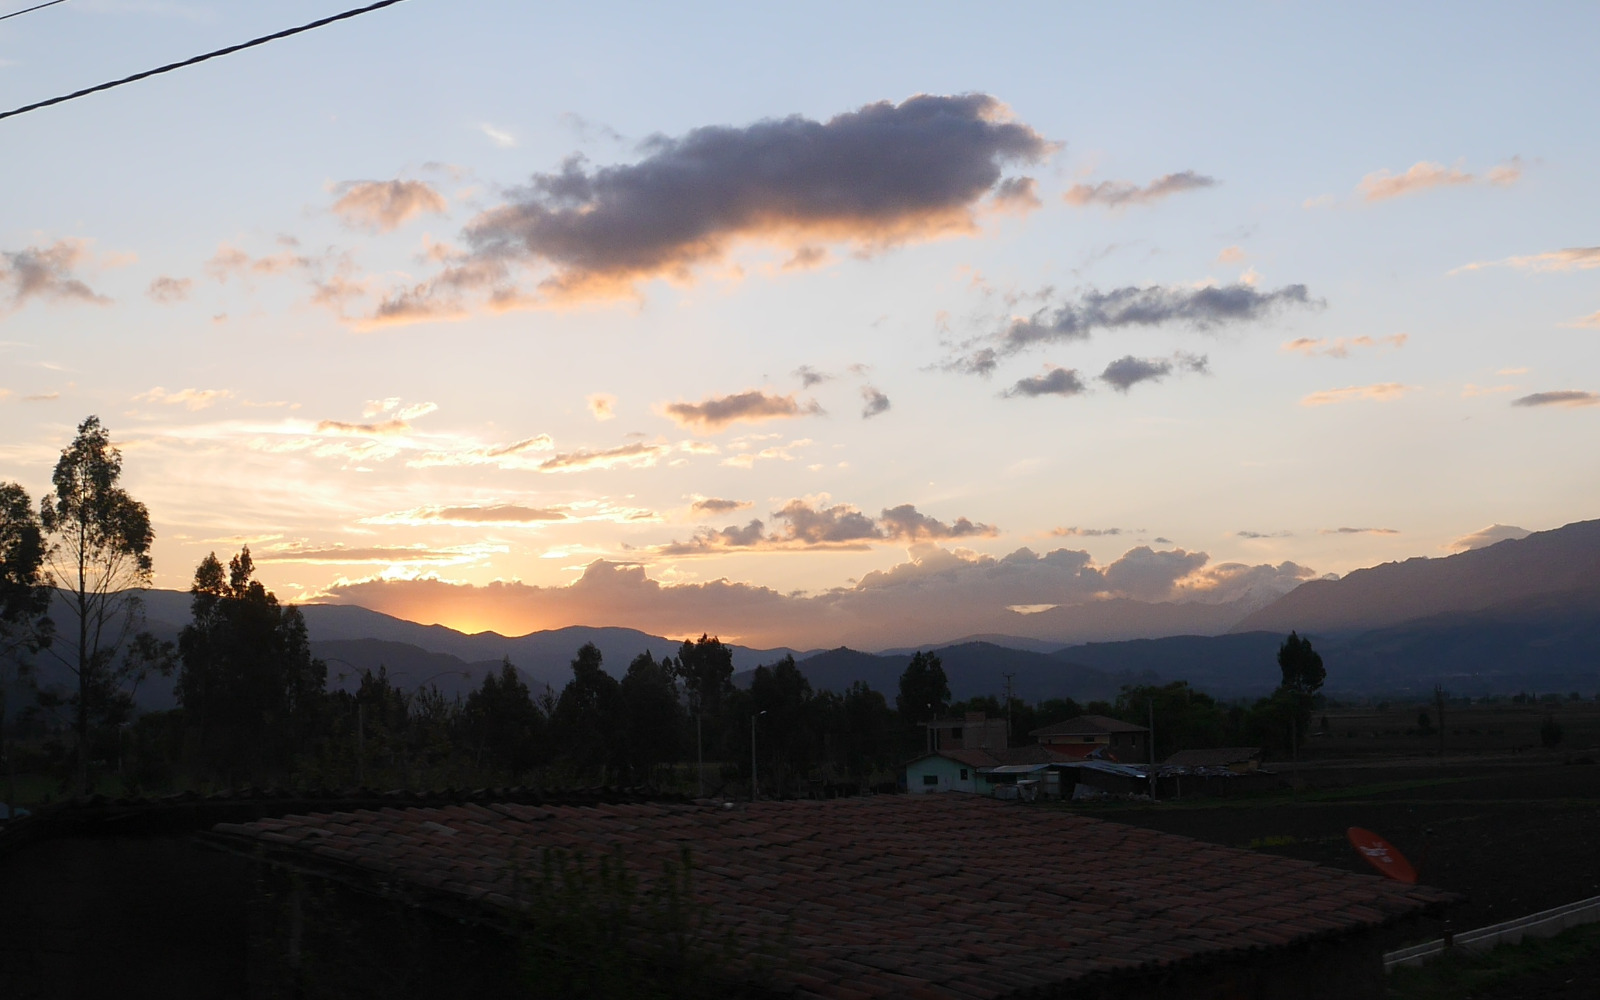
xmin=1387 ymin=922 xmax=1600 ymax=999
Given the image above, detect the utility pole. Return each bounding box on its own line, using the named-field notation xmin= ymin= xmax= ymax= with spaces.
xmin=1002 ymin=672 xmax=1015 ymax=748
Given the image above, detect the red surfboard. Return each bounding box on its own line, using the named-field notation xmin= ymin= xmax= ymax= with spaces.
xmin=1347 ymin=827 xmax=1418 ymax=884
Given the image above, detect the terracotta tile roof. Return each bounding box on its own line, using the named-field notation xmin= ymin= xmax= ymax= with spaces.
xmin=1029 ymin=714 xmax=1149 ymax=737
xmin=1163 ymin=747 xmax=1264 ymax=768
xmin=911 ymin=746 xmax=1071 ymax=769
xmin=211 ymin=795 xmax=1452 ymax=999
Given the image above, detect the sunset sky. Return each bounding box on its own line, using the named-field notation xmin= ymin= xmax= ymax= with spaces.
xmin=3 ymin=1 xmax=1597 ymax=647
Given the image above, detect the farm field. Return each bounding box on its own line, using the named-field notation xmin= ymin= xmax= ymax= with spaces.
xmin=1302 ymin=700 xmax=1600 ymax=760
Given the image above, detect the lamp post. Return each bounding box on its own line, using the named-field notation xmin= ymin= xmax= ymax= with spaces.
xmin=751 ymin=710 xmax=767 ymax=801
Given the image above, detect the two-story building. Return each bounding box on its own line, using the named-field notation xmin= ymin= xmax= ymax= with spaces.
xmin=1028 ymin=714 xmax=1150 ymax=760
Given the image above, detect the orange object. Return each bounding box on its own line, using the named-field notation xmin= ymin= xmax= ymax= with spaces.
xmin=1347 ymin=827 xmax=1418 ymax=884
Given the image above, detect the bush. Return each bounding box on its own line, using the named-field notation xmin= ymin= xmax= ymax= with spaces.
xmin=1540 ymin=715 xmax=1563 ymax=748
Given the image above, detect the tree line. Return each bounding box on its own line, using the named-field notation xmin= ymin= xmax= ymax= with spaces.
xmin=1 ymin=416 xmax=1326 ymax=801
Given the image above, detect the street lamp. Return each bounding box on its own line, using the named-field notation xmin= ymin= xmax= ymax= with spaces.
xmin=751 ymin=710 xmax=768 ymax=801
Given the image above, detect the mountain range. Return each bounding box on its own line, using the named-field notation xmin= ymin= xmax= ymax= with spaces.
xmin=10 ymin=518 xmax=1600 ymax=714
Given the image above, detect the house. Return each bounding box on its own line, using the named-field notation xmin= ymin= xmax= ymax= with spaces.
xmin=922 ymin=710 xmax=1007 ymax=751
xmin=1164 ymin=746 xmax=1265 ymax=773
xmin=1029 ymin=713 xmax=1150 ymax=759
xmin=210 ymin=794 xmax=1457 ymax=999
xmin=905 ymin=745 xmax=1072 ymax=795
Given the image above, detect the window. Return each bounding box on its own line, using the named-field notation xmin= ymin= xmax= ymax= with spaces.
xmin=1083 ymin=736 xmax=1096 ymax=742
xmin=959 ymin=768 xmax=968 ymax=780
xmin=950 ymin=727 xmax=963 ymax=742
xmin=922 ymin=774 xmax=939 ymax=786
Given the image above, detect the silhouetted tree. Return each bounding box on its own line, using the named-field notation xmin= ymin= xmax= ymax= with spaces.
xmin=460 ymin=659 xmax=545 ymax=776
xmin=895 ymin=650 xmax=949 ymax=725
xmin=748 ymin=654 xmax=815 ymax=795
xmin=1277 ymin=631 xmax=1325 ymax=695
xmin=1 ymin=482 xmax=51 ymax=809
xmin=177 ymin=548 xmax=327 ymax=783
xmin=1114 ymin=682 xmax=1229 ymax=757
xmin=673 ymin=634 xmax=734 ymax=792
xmin=552 ymin=643 xmax=622 ymax=777
xmin=838 ymin=680 xmax=894 ymax=778
xmin=38 ymin=417 xmax=174 ymax=792
xmin=618 ymin=650 xmax=683 ymax=782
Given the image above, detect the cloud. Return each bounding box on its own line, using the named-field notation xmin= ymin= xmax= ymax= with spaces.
xmin=537 ymin=441 xmax=671 ymax=472
xmin=1357 ymin=161 xmax=1476 ymax=201
xmin=479 ymin=123 xmax=517 ymax=148
xmin=135 ymin=386 xmax=233 ymax=410
xmin=1299 ymin=383 xmax=1413 ymax=406
xmin=662 ymin=390 xmax=822 ymax=431
xmin=368 ymin=503 xmax=570 ymax=526
xmin=1 ymin=240 xmax=111 ymax=309
xmin=586 ymin=393 xmax=617 ymax=421
xmin=953 ymin=282 xmax=1317 ymax=374
xmin=1451 ymin=246 xmax=1600 ymax=275
xmin=1005 ymin=365 xmax=1085 ymax=398
xmin=205 ymin=243 xmax=311 ymax=283
xmin=330 ymin=179 xmax=448 ymax=233
xmin=1461 ymin=383 xmax=1518 ymax=398
xmin=252 ymin=541 xmax=501 ymax=566
xmin=794 ymin=365 xmax=832 ymax=388
xmin=1217 ymin=246 xmax=1246 ymax=264
xmin=860 ymin=385 xmax=890 ymax=419
xmin=781 ymin=245 xmax=831 ymax=271
xmin=720 ymin=438 xmax=810 ymax=469
xmin=1448 ymin=523 xmax=1531 ymax=552
xmin=690 ymin=497 xmax=752 ymax=517
xmin=1319 ymin=527 xmax=1400 ymax=536
xmin=316 ymin=418 xmax=412 ymax=436
xmin=1235 ymin=530 xmax=1293 ymax=539
xmin=24 ymin=392 xmax=60 ymax=402
xmin=320 ymin=541 xmax=1314 ymax=649
xmin=378 ymin=94 xmax=1051 ymax=316
xmin=992 ymin=175 xmax=1041 ymax=213
xmin=1097 ymin=352 xmax=1208 ymax=392
xmin=1511 ymin=390 xmax=1600 ymax=408
xmin=146 ymin=276 xmax=192 ymax=303
xmin=1051 ymin=527 xmax=1122 ymax=537
xmin=1282 ymin=333 xmax=1407 ymax=358
xmin=657 ymin=498 xmax=996 ymax=555
xmin=1567 ymin=310 xmax=1600 ymax=328
xmin=1063 ymin=170 xmax=1217 ymax=208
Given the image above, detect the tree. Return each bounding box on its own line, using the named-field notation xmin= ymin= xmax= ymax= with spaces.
xmin=673 ymin=634 xmax=733 ymax=794
xmin=1277 ymin=631 xmax=1325 ymax=696
xmin=176 ymin=547 xmax=327 ymax=783
xmin=551 ymin=643 xmax=622 ymax=778
xmin=1 ymin=482 xmax=52 ymax=811
xmin=617 ymin=651 xmax=683 ymax=783
xmin=748 ymin=654 xmax=815 ymax=796
xmin=460 ymin=659 xmax=546 ymax=777
xmin=895 ymin=651 xmax=949 ymax=725
xmin=39 ymin=416 xmax=174 ymax=793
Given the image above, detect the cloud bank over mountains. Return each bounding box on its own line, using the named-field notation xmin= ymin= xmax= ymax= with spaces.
xmin=321 ymin=541 xmax=1317 ymax=649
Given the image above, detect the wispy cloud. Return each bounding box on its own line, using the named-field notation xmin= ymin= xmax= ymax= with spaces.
xmin=362 ymin=501 xmax=658 ymax=527
xmin=134 ymin=386 xmax=233 ymax=410
xmin=657 ymin=497 xmax=997 ymax=555
xmin=479 ymin=123 xmax=517 ymax=148
xmin=1300 ymin=383 xmax=1413 ymax=406
xmin=1319 ymin=526 xmax=1400 ymax=536
xmin=1063 ymin=170 xmax=1216 ymax=208
xmin=1282 ymin=334 xmax=1407 ymax=358
xmin=662 ymin=390 xmax=822 ymax=431
xmin=1451 ymin=246 xmax=1600 ymax=275
xmin=952 ymin=282 xmax=1317 ymax=375
xmin=860 ymin=385 xmax=891 ymax=419
xmin=1 ymin=239 xmax=111 ymax=310
xmin=586 ymin=393 xmax=617 ymax=421
xmin=1357 ymin=161 xmax=1476 ymax=201
xmin=330 ymin=179 xmax=447 ymax=233
xmin=146 ymin=275 xmax=192 ymax=303
xmin=1051 ymin=526 xmax=1122 ymax=537
xmin=690 ymin=497 xmax=752 ymax=518
xmin=537 ymin=441 xmax=671 ymax=473
xmin=1447 ymin=523 xmax=1529 ymax=552
xmin=1511 ymin=390 xmax=1600 ymax=408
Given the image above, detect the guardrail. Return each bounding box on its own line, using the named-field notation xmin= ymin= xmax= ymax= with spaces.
xmin=1384 ymin=893 xmax=1600 ymax=970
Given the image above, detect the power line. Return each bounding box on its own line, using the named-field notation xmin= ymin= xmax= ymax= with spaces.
xmin=0 ymin=0 xmax=411 ymax=123
xmin=0 ymin=0 xmax=69 ymax=23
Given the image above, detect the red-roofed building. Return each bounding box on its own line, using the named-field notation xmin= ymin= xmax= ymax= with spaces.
xmin=1030 ymin=713 xmax=1150 ymax=759
xmin=211 ymin=795 xmax=1455 ymax=999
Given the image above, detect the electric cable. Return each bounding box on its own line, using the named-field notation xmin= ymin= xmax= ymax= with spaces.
xmin=0 ymin=0 xmax=411 ymax=122
xmin=0 ymin=1 xmax=69 ymax=24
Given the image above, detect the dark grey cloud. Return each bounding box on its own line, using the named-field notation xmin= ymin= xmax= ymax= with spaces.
xmin=1 ymin=240 xmax=110 ymax=309
xmin=794 ymin=365 xmax=832 ymax=388
xmin=861 ymin=385 xmax=891 ymax=418
xmin=1051 ymin=527 xmax=1122 ymax=537
xmin=377 ymin=94 xmax=1051 ymax=313
xmin=1512 ymin=390 xmax=1600 ymax=408
xmin=1236 ymin=530 xmax=1293 ymax=539
xmin=951 ymin=283 xmax=1317 ymax=374
xmin=663 ymin=390 xmax=823 ymax=431
xmin=658 ymin=499 xmax=995 ymax=555
xmin=1100 ymin=355 xmax=1171 ymax=392
xmin=690 ymin=497 xmax=752 ymax=517
xmin=1005 ymin=365 xmax=1085 ymax=397
xmin=1064 ymin=170 xmax=1218 ymax=208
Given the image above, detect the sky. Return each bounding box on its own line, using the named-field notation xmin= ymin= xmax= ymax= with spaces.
xmin=2 ymin=1 xmax=1598 ymax=648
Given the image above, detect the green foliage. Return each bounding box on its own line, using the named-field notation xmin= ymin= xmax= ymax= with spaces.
xmin=0 ymin=481 xmax=51 ymax=657
xmin=618 ymin=651 xmax=684 ymax=782
xmin=1114 ymin=681 xmax=1227 ymax=757
xmin=749 ymin=654 xmax=815 ymax=794
xmin=674 ymin=634 xmax=733 ymax=718
xmin=512 ymin=845 xmax=772 ymax=999
xmin=895 ymin=650 xmax=949 ymax=724
xmin=1387 ymin=922 xmax=1600 ymax=1000
xmin=551 ymin=643 xmax=622 ymax=778
xmin=177 ymin=547 xmax=327 ymax=783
